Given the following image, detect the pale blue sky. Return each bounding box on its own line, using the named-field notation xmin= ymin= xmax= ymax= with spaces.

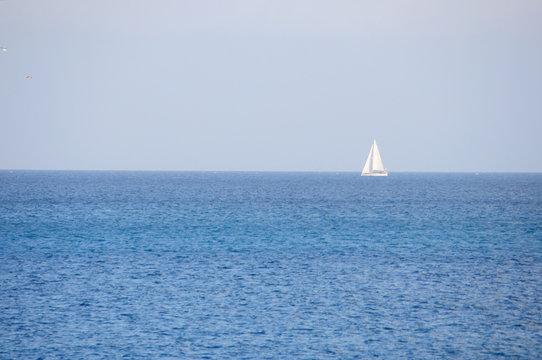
xmin=1 ymin=0 xmax=541 ymax=171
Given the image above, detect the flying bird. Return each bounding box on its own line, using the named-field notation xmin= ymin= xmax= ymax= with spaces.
xmin=1 ymin=47 xmax=7 ymax=52
xmin=25 ymin=75 xmax=32 ymax=80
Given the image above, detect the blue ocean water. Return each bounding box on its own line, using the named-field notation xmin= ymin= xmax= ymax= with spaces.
xmin=0 ymin=171 xmax=541 ymax=359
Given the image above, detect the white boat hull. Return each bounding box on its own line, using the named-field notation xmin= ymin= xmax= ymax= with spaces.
xmin=361 ymin=171 xmax=388 ymax=176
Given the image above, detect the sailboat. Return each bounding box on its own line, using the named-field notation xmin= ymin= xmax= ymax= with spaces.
xmin=361 ymin=140 xmax=388 ymax=176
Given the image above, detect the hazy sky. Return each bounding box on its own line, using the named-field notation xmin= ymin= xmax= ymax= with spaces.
xmin=1 ymin=0 xmax=541 ymax=171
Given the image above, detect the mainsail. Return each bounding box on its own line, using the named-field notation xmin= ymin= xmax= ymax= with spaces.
xmin=361 ymin=140 xmax=388 ymax=176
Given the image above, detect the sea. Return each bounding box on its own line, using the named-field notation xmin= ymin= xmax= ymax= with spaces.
xmin=0 ymin=171 xmax=541 ymax=359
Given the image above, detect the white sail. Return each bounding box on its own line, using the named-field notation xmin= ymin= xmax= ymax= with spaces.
xmin=362 ymin=145 xmax=374 ymax=174
xmin=371 ymin=141 xmax=385 ymax=171
xmin=361 ymin=140 xmax=388 ymax=176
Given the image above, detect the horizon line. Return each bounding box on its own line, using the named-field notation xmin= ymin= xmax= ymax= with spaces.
xmin=1 ymin=169 xmax=541 ymax=174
